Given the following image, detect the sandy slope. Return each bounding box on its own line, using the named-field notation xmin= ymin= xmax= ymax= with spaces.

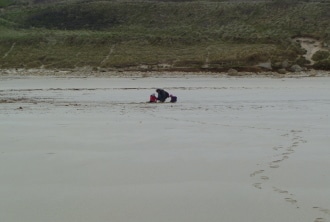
xmin=0 ymin=74 xmax=330 ymax=222
xmin=293 ymin=37 xmax=327 ymax=65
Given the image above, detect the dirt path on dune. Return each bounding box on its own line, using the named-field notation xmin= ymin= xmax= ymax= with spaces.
xmin=293 ymin=37 xmax=326 ymax=65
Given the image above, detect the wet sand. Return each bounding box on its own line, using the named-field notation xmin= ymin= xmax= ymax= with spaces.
xmin=1 ymin=73 xmax=330 ymax=222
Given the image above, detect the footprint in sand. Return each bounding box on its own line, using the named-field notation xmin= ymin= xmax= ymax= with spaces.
xmin=300 ymin=139 xmax=307 ymax=143
xmin=269 ymin=164 xmax=280 ymax=168
xmin=286 ymin=147 xmax=295 ymax=153
xmin=291 ymin=130 xmax=302 ymax=133
xmin=273 ymin=146 xmax=283 ymax=151
xmin=260 ymin=176 xmax=269 ymax=181
xmin=285 ymin=197 xmax=297 ymax=204
xmin=314 ymin=207 xmax=330 ymax=215
xmin=253 ymin=183 xmax=262 ymax=189
xmin=250 ymin=170 xmax=264 ymax=177
xmin=271 ymin=156 xmax=289 ymax=164
xmin=273 ymin=187 xmax=289 ymax=194
xmin=272 ymin=159 xmax=283 ymax=164
xmin=292 ymin=143 xmax=299 ymax=147
xmin=320 ymin=208 xmax=330 ymax=215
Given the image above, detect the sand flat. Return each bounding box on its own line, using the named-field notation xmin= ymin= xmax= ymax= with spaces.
xmin=0 ymin=74 xmax=330 ymax=222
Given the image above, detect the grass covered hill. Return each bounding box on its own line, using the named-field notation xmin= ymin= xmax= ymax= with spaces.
xmin=0 ymin=0 xmax=330 ymax=71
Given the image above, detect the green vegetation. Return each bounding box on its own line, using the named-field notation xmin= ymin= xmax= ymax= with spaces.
xmin=312 ymin=50 xmax=330 ymax=62
xmin=312 ymin=50 xmax=330 ymax=70
xmin=0 ymin=0 xmax=330 ymax=71
xmin=0 ymin=0 xmax=12 ymax=8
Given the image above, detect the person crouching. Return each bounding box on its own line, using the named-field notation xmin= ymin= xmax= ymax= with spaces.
xmin=156 ymin=88 xmax=169 ymax=103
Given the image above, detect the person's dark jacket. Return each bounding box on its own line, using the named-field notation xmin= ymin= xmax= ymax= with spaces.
xmin=156 ymin=89 xmax=169 ymax=102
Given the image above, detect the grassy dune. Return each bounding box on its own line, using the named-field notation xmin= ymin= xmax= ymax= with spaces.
xmin=0 ymin=0 xmax=329 ymax=71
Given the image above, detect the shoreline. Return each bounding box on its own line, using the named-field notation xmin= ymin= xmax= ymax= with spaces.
xmin=1 ymin=68 xmax=329 ymax=78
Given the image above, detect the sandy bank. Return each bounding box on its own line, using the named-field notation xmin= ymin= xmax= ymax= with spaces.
xmin=1 ymin=74 xmax=330 ymax=222
xmin=0 ymin=68 xmax=329 ymax=78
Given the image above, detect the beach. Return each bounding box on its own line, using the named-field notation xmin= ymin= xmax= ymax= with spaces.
xmin=1 ymin=72 xmax=330 ymax=222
